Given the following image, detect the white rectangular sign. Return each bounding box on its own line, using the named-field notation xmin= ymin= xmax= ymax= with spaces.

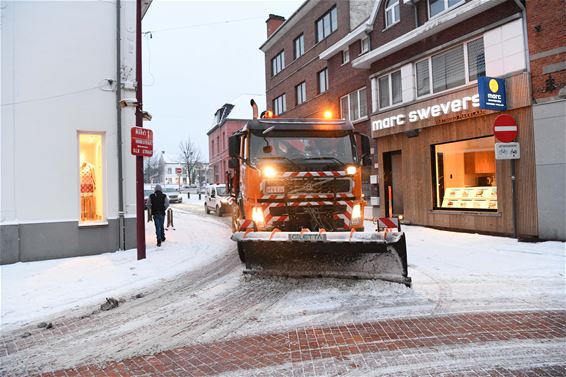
xmin=495 ymin=142 xmax=520 ymax=160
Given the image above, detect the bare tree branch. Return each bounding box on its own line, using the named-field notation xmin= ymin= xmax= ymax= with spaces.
xmin=179 ymin=139 xmax=202 ymax=185
xmin=143 ymin=153 xmax=162 ymax=183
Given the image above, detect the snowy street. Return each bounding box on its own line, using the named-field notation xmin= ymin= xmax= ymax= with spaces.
xmin=1 ymin=197 xmax=565 ymax=376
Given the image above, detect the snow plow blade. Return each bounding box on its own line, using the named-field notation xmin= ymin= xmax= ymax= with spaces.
xmin=231 ymin=231 xmax=411 ymax=286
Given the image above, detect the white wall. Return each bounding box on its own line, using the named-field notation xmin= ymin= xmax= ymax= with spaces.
xmin=1 ymin=1 xmax=137 ymax=224
xmin=484 ymin=18 xmax=526 ymax=77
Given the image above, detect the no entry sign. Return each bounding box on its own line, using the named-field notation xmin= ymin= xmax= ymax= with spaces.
xmin=175 ymin=167 xmax=182 ymax=174
xmin=493 ymin=114 xmax=518 ymax=143
xmin=131 ymin=127 xmax=153 ymax=157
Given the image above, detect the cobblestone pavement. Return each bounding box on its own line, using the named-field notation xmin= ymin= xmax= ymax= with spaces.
xmin=5 ymin=310 xmax=564 ymax=376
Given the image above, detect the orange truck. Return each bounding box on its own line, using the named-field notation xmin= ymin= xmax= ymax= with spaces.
xmin=227 ymin=101 xmax=410 ymax=286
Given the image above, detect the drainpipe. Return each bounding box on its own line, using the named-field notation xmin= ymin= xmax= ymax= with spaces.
xmin=513 ymin=0 xmax=530 ymax=73
xmin=116 ymin=0 xmax=125 ymax=250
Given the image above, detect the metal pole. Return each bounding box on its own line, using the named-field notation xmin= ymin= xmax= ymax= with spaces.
xmin=135 ymin=0 xmax=146 ymax=260
xmin=116 ymin=0 xmax=125 ymax=250
xmin=511 ymin=159 xmax=517 ymax=239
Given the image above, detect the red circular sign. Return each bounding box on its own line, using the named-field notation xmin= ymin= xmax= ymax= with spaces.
xmin=493 ymin=114 xmax=518 ymax=143
xmin=175 ymin=168 xmax=182 ymax=174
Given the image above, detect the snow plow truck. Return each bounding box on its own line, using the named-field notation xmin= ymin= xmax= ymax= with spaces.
xmin=227 ymin=100 xmax=411 ymax=286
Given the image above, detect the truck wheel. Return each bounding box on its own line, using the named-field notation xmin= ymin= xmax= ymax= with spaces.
xmin=237 ymin=241 xmax=245 ymax=263
xmin=216 ymin=206 xmax=222 ymax=217
xmin=205 ymin=203 xmax=210 ymax=214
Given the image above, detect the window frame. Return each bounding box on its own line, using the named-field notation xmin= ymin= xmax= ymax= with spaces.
xmin=360 ymin=36 xmax=370 ymax=55
xmin=294 ymin=34 xmax=305 ymax=60
xmin=428 ymin=0 xmax=465 ymax=19
xmin=295 ymin=81 xmax=307 ymax=105
xmin=273 ymin=93 xmax=287 ymax=115
xmin=271 ymin=50 xmax=285 ymax=77
xmin=342 ymin=49 xmax=350 ymax=65
xmin=415 ymin=37 xmax=485 ymax=99
xmin=318 ymin=68 xmax=329 ymax=94
xmin=373 ymin=69 xmax=402 ymax=110
xmin=315 ymin=6 xmax=338 ymax=43
xmin=340 ymin=87 xmax=368 ymax=122
xmin=78 ymin=131 xmax=106 ymax=225
xmin=385 ymin=0 xmax=400 ymax=28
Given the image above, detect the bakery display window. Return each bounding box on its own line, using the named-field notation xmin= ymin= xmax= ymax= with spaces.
xmin=433 ymin=136 xmax=497 ymax=211
xmin=79 ymin=133 xmax=104 ymax=223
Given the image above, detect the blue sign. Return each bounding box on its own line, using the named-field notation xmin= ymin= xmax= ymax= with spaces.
xmin=478 ymin=76 xmax=507 ymax=111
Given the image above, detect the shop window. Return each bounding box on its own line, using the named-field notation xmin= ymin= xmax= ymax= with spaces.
xmin=433 ymin=136 xmax=497 ymax=211
xmin=416 ymin=37 xmax=485 ymax=97
xmin=79 ymin=133 xmax=104 ymax=223
xmin=340 ymin=87 xmax=367 ymax=121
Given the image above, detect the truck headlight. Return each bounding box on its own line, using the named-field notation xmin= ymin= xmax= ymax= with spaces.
xmin=351 ymin=203 xmax=362 ymax=225
xmin=252 ymin=206 xmax=265 ymax=226
xmin=263 ymin=166 xmax=277 ymax=178
xmin=346 ymin=166 xmax=357 ymax=175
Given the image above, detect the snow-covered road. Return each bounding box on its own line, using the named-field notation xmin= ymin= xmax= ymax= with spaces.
xmin=1 ymin=200 xmax=564 ymax=376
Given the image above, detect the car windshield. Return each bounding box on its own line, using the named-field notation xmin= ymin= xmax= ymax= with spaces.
xmin=249 ymin=130 xmax=356 ymax=167
xmin=164 ymin=187 xmax=178 ymax=193
xmin=144 ymin=190 xmax=153 ymax=196
xmin=216 ymin=187 xmax=227 ymax=196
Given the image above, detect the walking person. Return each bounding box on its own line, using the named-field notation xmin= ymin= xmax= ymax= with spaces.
xmin=147 ymin=184 xmax=169 ymax=247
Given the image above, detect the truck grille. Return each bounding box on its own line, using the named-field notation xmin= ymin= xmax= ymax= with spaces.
xmin=269 ymin=204 xmax=347 ymax=216
xmin=266 ymin=178 xmax=350 ymax=194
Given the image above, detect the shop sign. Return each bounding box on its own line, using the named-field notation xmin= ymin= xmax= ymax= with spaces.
xmin=495 ymin=142 xmax=520 ymax=160
xmin=175 ymin=167 xmax=182 ymax=174
xmin=493 ymin=114 xmax=518 ymax=143
xmin=131 ymin=127 xmax=153 ymax=157
xmin=372 ymin=94 xmax=480 ymax=131
xmin=478 ymin=77 xmax=507 ymax=111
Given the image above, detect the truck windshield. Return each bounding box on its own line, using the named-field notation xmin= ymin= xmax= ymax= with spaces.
xmin=249 ymin=130 xmax=357 ymax=167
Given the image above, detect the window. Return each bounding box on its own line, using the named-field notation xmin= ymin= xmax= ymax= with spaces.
xmin=385 ymin=0 xmax=400 ymax=27
xmin=373 ymin=70 xmax=402 ymax=109
xmin=294 ymin=34 xmax=305 ymax=59
xmin=318 ymin=68 xmax=329 ymax=93
xmin=429 ymin=0 xmax=462 ymax=18
xmin=79 ymin=133 xmax=104 ymax=223
xmin=167 ymin=167 xmax=172 ymax=174
xmin=271 ymin=50 xmax=285 ymax=76
xmin=296 ymin=82 xmax=306 ymax=105
xmin=360 ymin=36 xmax=370 ymax=54
xmin=273 ymin=94 xmax=286 ymax=115
xmin=433 ymin=136 xmax=497 ymax=211
xmin=340 ymin=87 xmax=367 ymax=121
xmin=416 ymin=38 xmax=485 ymax=97
xmin=316 ymin=6 xmax=337 ymax=42
xmin=342 ymin=49 xmax=350 ymax=64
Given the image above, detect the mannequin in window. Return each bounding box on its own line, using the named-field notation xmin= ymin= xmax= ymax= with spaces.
xmin=80 ymin=160 xmax=96 ymax=220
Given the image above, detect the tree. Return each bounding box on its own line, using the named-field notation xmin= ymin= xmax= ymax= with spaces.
xmin=179 ymin=138 xmax=201 ymax=185
xmin=144 ymin=153 xmax=162 ymax=183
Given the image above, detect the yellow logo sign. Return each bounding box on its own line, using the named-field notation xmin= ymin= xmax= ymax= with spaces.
xmin=489 ymin=79 xmax=499 ymax=93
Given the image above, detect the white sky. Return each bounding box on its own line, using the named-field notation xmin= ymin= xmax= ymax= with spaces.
xmin=142 ymin=0 xmax=302 ymax=161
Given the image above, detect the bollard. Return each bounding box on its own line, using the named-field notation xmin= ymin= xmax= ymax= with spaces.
xmin=198 ymin=193 xmax=201 ymax=200
xmin=187 ymin=192 xmax=190 ymax=199
xmin=166 ymin=208 xmax=175 ymax=230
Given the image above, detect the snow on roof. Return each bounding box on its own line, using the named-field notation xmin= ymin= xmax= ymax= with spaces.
xmin=224 ymin=94 xmax=266 ymax=120
xmin=160 ymin=152 xmax=180 ymax=164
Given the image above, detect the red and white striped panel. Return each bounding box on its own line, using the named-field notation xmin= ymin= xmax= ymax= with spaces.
xmin=238 ymin=219 xmax=255 ymax=231
xmin=375 ymin=217 xmax=399 ymax=231
xmin=260 ymin=193 xmax=354 ymax=200
xmin=280 ymin=171 xmax=346 ymax=178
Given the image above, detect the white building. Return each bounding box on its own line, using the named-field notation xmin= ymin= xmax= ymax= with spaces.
xmin=159 ymin=152 xmax=186 ymax=186
xmin=1 ymin=1 xmax=152 ymax=263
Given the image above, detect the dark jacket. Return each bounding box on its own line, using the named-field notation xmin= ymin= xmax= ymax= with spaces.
xmin=148 ymin=191 xmax=169 ymax=215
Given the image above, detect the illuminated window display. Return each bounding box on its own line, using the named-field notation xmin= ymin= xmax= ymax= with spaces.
xmin=433 ymin=136 xmax=497 ymax=211
xmin=79 ymin=133 xmax=104 ymax=222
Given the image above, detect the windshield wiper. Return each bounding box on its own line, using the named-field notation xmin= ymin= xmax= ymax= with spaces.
xmin=300 ymin=157 xmax=346 ymax=166
xmin=258 ymin=156 xmax=300 ymax=169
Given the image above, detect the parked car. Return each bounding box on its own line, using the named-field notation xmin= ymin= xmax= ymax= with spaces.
xmin=163 ymin=186 xmax=183 ymax=204
xmin=144 ymin=189 xmax=153 ymax=209
xmin=204 ymin=184 xmax=230 ymax=216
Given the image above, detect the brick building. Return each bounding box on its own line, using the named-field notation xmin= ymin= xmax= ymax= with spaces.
xmin=526 ymin=0 xmax=566 ymax=240
xmin=207 ymin=95 xmax=265 ymax=185
xmin=262 ymin=0 xmax=554 ymax=238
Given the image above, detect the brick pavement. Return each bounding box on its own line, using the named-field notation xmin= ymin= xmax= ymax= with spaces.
xmin=12 ymin=310 xmax=563 ymax=377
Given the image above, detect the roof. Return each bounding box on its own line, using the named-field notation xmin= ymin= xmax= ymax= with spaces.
xmin=159 ymin=153 xmax=180 ymax=164
xmin=244 ymin=118 xmax=354 ymax=132
xmin=259 ymin=0 xmax=315 ymax=52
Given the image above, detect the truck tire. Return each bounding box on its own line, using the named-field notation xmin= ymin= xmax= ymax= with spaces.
xmin=216 ymin=206 xmax=222 ymax=217
xmin=237 ymin=241 xmax=245 ymax=263
xmin=205 ymin=203 xmax=210 ymax=214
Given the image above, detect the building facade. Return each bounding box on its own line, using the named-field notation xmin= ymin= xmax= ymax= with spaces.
xmin=158 ymin=152 xmax=186 ymax=186
xmin=260 ymin=0 xmax=379 ymax=211
xmin=1 ymin=1 xmax=151 ymax=263
xmin=526 ymin=0 xmax=566 ymax=240
xmin=207 ymin=95 xmax=265 ymax=185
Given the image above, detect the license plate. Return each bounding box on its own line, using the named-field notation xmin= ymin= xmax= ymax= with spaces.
xmin=288 ymin=233 xmax=327 ymax=241
xmin=265 ymin=186 xmax=285 ymax=194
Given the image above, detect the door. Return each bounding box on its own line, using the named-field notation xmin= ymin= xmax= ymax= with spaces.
xmin=383 ymin=151 xmax=404 ymax=216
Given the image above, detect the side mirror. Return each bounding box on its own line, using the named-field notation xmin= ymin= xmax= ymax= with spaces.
xmin=363 ymin=156 xmax=372 ymax=166
xmin=361 ymin=134 xmax=371 ymax=157
xmin=228 ymin=135 xmax=241 ymax=158
xmin=228 ymin=158 xmax=238 ymax=169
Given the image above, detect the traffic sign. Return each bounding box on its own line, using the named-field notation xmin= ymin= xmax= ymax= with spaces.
xmin=495 ymin=142 xmax=520 ymax=160
xmin=175 ymin=167 xmax=182 ymax=174
xmin=131 ymin=127 xmax=153 ymax=157
xmin=493 ymin=114 xmax=518 ymax=143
